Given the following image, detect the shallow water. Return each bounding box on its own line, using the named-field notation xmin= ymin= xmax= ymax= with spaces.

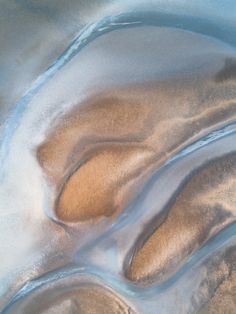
xmin=1 ymin=4 xmax=236 ymax=314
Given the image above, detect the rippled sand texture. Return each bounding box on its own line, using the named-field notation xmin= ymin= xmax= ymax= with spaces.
xmin=128 ymin=154 xmax=236 ymax=283
xmin=200 ymin=270 xmax=236 ymax=314
xmin=6 ymin=284 xmax=134 ymax=314
xmin=1 ymin=11 xmax=236 ymax=314
xmin=38 ymin=74 xmax=236 ymax=223
xmin=191 ymin=244 xmax=236 ymax=313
